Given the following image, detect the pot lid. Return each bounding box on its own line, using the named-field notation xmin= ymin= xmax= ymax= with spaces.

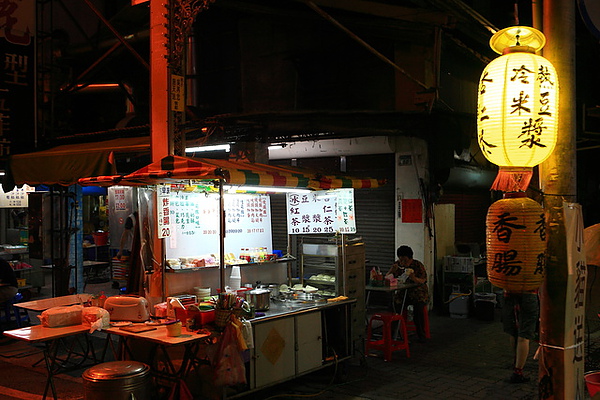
xmin=83 ymin=361 xmax=150 ymax=380
xmin=249 ymin=289 xmax=271 ymax=295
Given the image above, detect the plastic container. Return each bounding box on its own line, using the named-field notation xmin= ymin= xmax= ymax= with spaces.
xmin=166 ymin=321 xmax=182 ymax=337
xmin=92 ymin=231 xmax=108 ymax=246
xmin=448 ymin=293 xmax=469 ymax=318
xmin=175 ymin=308 xmax=215 ymax=327
xmin=229 ymin=266 xmax=241 ymax=290
xmin=585 ymin=371 xmax=600 ymax=398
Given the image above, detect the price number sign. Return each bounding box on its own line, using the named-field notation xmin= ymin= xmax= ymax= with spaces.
xmin=157 ymin=184 xmax=171 ymax=238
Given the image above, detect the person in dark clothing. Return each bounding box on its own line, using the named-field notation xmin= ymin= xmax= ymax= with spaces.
xmin=116 ymin=213 xmax=136 ymax=260
xmin=502 ymin=289 xmax=539 ymax=383
xmin=0 ymin=258 xmax=18 ymax=304
xmin=388 ymin=245 xmax=430 ymax=342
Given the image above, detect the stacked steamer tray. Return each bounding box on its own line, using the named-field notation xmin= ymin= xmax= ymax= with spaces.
xmin=194 ymin=287 xmax=211 ymax=301
xmin=111 ymin=257 xmax=130 ymax=285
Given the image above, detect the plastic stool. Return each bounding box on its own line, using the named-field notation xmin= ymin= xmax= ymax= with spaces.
xmin=365 ymin=312 xmax=410 ymax=361
xmin=403 ymin=305 xmax=431 ymax=339
xmin=0 ymin=293 xmax=30 ymax=328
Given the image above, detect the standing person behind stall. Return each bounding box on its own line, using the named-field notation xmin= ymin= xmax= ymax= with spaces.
xmin=502 ymin=289 xmax=539 ymax=383
xmin=116 ymin=213 xmax=136 ymax=260
xmin=388 ymin=245 xmax=429 ymax=343
xmin=0 ymin=258 xmax=18 ymax=304
xmin=116 ymin=212 xmax=144 ymax=295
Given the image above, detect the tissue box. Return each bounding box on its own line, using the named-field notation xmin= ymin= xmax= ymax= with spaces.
xmin=385 ymin=277 xmax=398 ymax=287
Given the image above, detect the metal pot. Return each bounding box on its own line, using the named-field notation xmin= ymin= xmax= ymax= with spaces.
xmin=82 ymin=361 xmax=151 ymax=400
xmin=247 ymin=289 xmax=271 ymax=311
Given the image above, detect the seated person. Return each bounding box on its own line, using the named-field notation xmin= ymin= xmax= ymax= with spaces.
xmin=388 ymin=245 xmax=429 ymax=342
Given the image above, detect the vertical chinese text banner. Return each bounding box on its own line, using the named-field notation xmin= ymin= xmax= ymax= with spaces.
xmin=0 ymin=0 xmax=35 ymax=154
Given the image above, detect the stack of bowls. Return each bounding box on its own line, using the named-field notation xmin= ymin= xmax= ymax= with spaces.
xmin=194 ymin=287 xmax=211 ymax=301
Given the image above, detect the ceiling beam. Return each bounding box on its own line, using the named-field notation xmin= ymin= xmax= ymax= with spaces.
xmin=299 ymin=0 xmax=450 ymax=26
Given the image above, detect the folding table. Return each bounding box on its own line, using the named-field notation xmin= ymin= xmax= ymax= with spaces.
xmin=105 ymin=324 xmax=212 ymax=387
xmin=3 ymin=324 xmax=98 ymax=400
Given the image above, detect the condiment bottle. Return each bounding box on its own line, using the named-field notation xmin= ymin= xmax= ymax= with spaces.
xmin=98 ymin=291 xmax=107 ymax=308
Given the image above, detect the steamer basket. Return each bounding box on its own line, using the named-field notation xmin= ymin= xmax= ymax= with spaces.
xmin=83 ymin=361 xmax=151 ymax=400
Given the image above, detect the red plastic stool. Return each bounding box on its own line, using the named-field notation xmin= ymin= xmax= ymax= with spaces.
xmin=365 ymin=312 xmax=410 ymax=361
xmin=403 ymin=305 xmax=431 ymax=339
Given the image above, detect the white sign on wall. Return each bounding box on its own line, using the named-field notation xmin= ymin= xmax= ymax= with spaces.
xmin=335 ymin=189 xmax=356 ymax=234
xmin=166 ymin=191 xmax=272 ymax=259
xmin=0 ymin=184 xmax=34 ymax=208
xmin=287 ymin=190 xmax=356 ymax=235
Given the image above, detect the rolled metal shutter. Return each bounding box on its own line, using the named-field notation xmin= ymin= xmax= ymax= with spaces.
xmin=354 ymin=182 xmax=395 ymax=272
xmin=270 ymin=153 xmax=396 ymax=274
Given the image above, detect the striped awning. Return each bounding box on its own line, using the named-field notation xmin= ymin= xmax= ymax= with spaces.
xmin=78 ymin=155 xmax=386 ymax=190
xmin=10 ymin=137 xmax=150 ymax=187
xmin=79 ymin=155 xmax=225 ymax=187
xmin=312 ymin=175 xmax=384 ymax=190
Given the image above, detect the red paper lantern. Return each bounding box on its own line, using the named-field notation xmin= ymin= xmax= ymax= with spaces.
xmin=486 ymin=193 xmax=546 ymax=292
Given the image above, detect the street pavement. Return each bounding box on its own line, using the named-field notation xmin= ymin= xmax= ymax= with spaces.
xmin=0 ymin=280 xmax=597 ymax=399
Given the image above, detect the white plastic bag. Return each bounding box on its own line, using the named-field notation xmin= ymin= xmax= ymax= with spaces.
xmin=82 ymin=306 xmax=111 ymax=332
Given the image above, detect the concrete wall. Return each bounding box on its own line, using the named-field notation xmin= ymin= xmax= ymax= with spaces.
xmin=388 ymin=136 xmax=436 ymax=302
xmin=391 ymin=137 xmax=429 ymax=260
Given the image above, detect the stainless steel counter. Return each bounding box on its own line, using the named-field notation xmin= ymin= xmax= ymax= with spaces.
xmin=248 ymin=297 xmax=356 ymax=323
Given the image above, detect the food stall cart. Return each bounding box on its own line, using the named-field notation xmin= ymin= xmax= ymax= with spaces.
xmin=78 ymin=154 xmax=383 ymax=398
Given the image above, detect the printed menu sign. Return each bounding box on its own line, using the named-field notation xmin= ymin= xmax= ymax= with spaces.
xmin=166 ymin=192 xmax=272 ymax=258
xmin=157 ymin=184 xmax=171 ymax=238
xmin=0 ymin=184 xmax=34 ymax=208
xmin=335 ymin=189 xmax=356 ymax=234
xmin=287 ymin=189 xmax=356 ymax=235
xmin=113 ymin=187 xmax=129 ymax=211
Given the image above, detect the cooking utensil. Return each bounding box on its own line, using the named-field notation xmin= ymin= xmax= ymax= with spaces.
xmin=247 ymin=289 xmax=271 ymax=311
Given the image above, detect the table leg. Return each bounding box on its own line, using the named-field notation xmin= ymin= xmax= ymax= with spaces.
xmin=41 ymin=341 xmax=59 ymax=400
xmin=391 ymin=289 xmax=409 ymax=340
xmin=399 ymin=290 xmax=408 ymax=315
xmin=365 ymin=290 xmax=372 ymax=324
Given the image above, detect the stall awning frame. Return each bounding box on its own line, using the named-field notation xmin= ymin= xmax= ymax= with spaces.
xmin=9 ymin=137 xmax=151 ymax=187
xmin=78 ymin=155 xmax=386 ymax=190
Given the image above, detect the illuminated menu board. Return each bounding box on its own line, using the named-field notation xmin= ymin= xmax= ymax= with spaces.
xmin=286 ymin=189 xmax=356 ymax=235
xmin=166 ymin=191 xmax=272 ymax=259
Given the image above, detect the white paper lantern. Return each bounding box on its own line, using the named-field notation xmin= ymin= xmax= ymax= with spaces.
xmin=477 ymin=26 xmax=559 ymax=192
